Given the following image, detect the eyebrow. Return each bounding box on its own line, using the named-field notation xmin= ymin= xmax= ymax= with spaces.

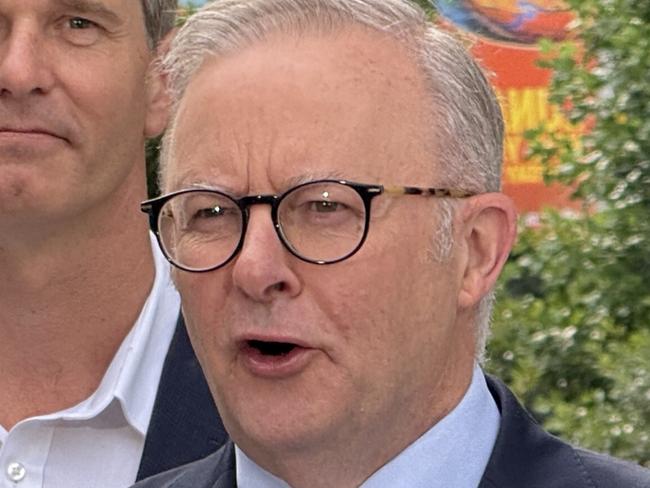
xmin=284 ymin=171 xmax=350 ymax=188
xmin=56 ymin=0 xmax=123 ymax=25
xmin=173 ymin=171 xmax=355 ymax=197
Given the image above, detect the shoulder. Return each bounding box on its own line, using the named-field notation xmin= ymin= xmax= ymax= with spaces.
xmin=480 ymin=375 xmax=650 ymax=488
xmin=573 ymin=447 xmax=650 ymax=488
xmin=132 ymin=442 xmax=236 ymax=488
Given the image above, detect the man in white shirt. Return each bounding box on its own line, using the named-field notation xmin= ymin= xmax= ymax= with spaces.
xmin=132 ymin=0 xmax=650 ymax=487
xmin=0 ymin=1 xmax=226 ymax=487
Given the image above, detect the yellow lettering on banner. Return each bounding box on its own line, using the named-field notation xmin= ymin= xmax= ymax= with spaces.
xmin=497 ymin=87 xmax=577 ymax=184
xmin=503 ymin=87 xmax=550 ymax=133
xmin=505 ymin=134 xmax=523 ymax=166
xmin=505 ymin=164 xmax=544 ymax=184
xmin=546 ymin=104 xmax=575 ymax=133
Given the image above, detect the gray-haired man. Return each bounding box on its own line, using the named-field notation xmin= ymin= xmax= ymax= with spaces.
xmin=133 ymin=0 xmax=650 ymax=486
xmin=0 ymin=1 xmax=226 ymax=486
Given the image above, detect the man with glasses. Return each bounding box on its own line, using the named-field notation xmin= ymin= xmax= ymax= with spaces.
xmin=0 ymin=1 xmax=226 ymax=486
xmin=134 ymin=0 xmax=650 ymax=486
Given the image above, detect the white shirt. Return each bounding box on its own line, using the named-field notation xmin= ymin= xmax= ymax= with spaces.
xmin=0 ymin=235 xmax=180 ymax=488
xmin=236 ymin=366 xmax=500 ymax=488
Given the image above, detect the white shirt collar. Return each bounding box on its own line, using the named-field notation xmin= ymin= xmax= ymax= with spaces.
xmin=235 ymin=366 xmax=499 ymax=488
xmin=112 ymin=234 xmax=181 ymax=433
xmin=32 ymin=234 xmax=180 ymax=435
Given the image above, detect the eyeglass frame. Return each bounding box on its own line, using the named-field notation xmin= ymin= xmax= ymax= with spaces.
xmin=140 ymin=179 xmax=475 ymax=273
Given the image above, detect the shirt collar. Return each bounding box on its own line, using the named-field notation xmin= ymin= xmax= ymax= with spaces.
xmin=50 ymin=234 xmax=180 ymax=435
xmin=235 ymin=366 xmax=499 ymax=488
xmin=361 ymin=365 xmax=499 ymax=488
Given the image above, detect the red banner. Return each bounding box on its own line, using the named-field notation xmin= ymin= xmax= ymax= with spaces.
xmin=435 ymin=1 xmax=580 ymax=212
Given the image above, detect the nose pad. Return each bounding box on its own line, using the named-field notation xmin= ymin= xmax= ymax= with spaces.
xmin=0 ymin=26 xmax=54 ymax=98
xmin=231 ymin=207 xmax=301 ymax=302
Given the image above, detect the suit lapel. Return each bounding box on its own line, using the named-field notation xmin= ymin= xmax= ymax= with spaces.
xmin=210 ymin=442 xmax=238 ymax=488
xmin=479 ymin=375 xmax=590 ymax=488
xmin=136 ymin=314 xmax=229 ymax=480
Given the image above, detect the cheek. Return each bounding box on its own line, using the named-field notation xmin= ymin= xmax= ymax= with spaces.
xmin=66 ymin=60 xmax=149 ymax=131
xmin=176 ymin=273 xmax=229 ymax=345
xmin=309 ymin=249 xmax=427 ymax=349
xmin=318 ymin=236 xmax=455 ymax=355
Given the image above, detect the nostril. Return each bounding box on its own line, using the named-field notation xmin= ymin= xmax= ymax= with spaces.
xmin=272 ymin=282 xmax=286 ymax=292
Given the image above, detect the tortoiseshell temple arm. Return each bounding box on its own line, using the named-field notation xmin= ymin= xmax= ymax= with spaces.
xmin=383 ymin=186 xmax=476 ymax=198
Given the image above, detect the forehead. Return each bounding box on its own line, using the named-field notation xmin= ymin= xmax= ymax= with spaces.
xmin=168 ymin=27 xmax=438 ymax=192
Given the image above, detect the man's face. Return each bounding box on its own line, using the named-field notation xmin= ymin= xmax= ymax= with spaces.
xmin=0 ymin=0 xmax=165 ymax=227
xmin=168 ymin=30 xmax=476 ymax=462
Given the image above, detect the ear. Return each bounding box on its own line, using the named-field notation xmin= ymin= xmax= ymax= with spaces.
xmin=143 ymin=30 xmax=177 ymax=138
xmin=456 ymin=193 xmax=517 ymax=310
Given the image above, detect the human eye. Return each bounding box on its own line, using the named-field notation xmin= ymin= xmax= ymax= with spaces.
xmin=59 ymin=16 xmax=101 ymax=46
xmin=68 ymin=17 xmax=96 ymax=29
xmin=194 ymin=205 xmax=226 ymax=219
xmin=298 ymin=194 xmax=351 ymax=218
xmin=308 ymin=200 xmax=344 ymax=213
xmin=188 ymin=203 xmax=232 ymax=226
xmin=286 ymin=183 xmax=363 ymax=226
xmin=179 ymin=194 xmax=240 ymax=236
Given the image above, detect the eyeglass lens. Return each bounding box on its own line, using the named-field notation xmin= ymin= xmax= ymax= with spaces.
xmin=157 ymin=181 xmax=368 ymax=270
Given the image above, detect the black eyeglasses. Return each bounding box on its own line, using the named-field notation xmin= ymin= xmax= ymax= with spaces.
xmin=140 ymin=179 xmax=474 ymax=273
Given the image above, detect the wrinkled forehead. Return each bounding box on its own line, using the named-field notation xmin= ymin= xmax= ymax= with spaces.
xmin=164 ymin=28 xmax=437 ymax=194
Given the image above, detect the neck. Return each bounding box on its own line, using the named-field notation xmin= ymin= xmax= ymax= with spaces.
xmin=244 ymin=349 xmax=475 ymax=488
xmin=0 ymin=180 xmax=155 ymax=429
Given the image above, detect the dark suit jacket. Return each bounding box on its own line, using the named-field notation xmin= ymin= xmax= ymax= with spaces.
xmin=135 ymin=314 xmax=229 ymax=481
xmin=131 ymin=375 xmax=650 ymax=487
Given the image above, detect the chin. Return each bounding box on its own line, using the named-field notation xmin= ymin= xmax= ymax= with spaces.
xmin=220 ymin=385 xmax=341 ymax=453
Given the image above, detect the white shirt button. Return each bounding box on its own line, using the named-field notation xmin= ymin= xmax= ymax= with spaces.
xmin=6 ymin=462 xmax=26 ymax=482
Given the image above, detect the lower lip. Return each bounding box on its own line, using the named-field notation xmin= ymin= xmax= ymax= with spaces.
xmin=239 ymin=344 xmax=318 ymax=379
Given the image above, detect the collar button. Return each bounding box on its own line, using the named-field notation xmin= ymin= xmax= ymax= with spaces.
xmin=6 ymin=461 xmax=26 ymax=482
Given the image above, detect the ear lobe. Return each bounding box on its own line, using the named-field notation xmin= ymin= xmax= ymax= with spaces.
xmin=457 ymin=193 xmax=517 ymax=310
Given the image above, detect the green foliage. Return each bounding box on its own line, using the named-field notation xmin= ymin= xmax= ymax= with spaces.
xmin=487 ymin=0 xmax=650 ymax=467
xmin=414 ymin=0 xmax=436 ymax=16
xmin=146 ymin=137 xmax=162 ymax=198
xmin=489 ymin=212 xmax=650 ymax=465
xmin=177 ymin=3 xmax=200 ymax=22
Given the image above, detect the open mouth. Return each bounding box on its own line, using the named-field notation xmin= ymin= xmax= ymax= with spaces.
xmin=246 ymin=340 xmax=298 ymax=356
xmin=239 ymin=338 xmax=315 ymax=377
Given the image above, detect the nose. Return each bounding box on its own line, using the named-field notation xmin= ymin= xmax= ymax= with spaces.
xmin=232 ymin=206 xmax=302 ymax=302
xmin=0 ymin=23 xmax=55 ymax=98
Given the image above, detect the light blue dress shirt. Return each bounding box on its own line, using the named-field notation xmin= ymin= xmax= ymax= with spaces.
xmin=235 ymin=366 xmax=500 ymax=487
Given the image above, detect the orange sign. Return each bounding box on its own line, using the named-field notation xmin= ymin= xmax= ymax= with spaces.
xmin=435 ymin=0 xmax=579 ymax=211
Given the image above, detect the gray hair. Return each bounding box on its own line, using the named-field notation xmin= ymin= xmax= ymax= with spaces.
xmin=140 ymin=0 xmax=178 ymax=47
xmin=159 ymin=0 xmax=504 ymax=360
